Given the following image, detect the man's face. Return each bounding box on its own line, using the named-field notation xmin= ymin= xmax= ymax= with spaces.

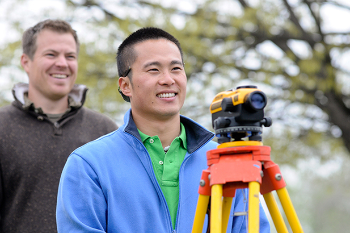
xmin=121 ymin=39 xmax=187 ymax=121
xmin=21 ymin=29 xmax=78 ymax=101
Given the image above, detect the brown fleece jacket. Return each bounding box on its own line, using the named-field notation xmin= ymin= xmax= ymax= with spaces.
xmin=0 ymin=83 xmax=118 ymax=233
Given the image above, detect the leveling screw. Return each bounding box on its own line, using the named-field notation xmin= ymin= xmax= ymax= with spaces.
xmin=199 ymin=180 xmax=205 ymax=187
xmin=275 ymin=174 xmax=282 ymax=181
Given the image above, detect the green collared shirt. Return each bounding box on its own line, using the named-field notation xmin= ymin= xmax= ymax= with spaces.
xmin=138 ymin=123 xmax=187 ymax=229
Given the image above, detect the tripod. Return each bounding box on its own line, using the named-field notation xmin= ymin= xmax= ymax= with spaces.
xmin=191 ymin=140 xmax=304 ymax=233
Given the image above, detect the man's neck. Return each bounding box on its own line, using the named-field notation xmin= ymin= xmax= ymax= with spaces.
xmin=132 ymin=112 xmax=181 ymax=148
xmin=28 ymin=92 xmax=69 ymax=114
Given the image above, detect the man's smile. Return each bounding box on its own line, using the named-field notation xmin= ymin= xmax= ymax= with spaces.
xmin=157 ymin=93 xmax=176 ymax=98
xmin=51 ymin=74 xmax=69 ymax=79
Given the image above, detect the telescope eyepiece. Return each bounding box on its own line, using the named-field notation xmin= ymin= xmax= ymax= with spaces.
xmin=247 ymin=92 xmax=267 ymax=111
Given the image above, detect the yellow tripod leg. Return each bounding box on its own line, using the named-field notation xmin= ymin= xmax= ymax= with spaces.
xmin=211 ymin=184 xmax=223 ymax=233
xmin=263 ymin=192 xmax=288 ymax=233
xmin=192 ymin=194 xmax=210 ymax=233
xmin=222 ymin=197 xmax=233 ymax=233
xmin=248 ymin=181 xmax=260 ymax=233
xmin=277 ymin=187 xmax=304 ymax=233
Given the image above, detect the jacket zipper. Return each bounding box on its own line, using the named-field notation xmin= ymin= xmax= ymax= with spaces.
xmin=127 ymin=132 xmax=174 ymax=232
xmin=175 ymin=135 xmax=215 ymax=232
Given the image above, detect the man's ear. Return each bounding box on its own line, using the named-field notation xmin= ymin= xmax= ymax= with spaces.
xmin=20 ymin=54 xmax=31 ymax=73
xmin=118 ymin=76 xmax=132 ymax=98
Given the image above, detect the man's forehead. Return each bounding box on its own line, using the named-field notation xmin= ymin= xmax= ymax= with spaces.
xmin=35 ymin=30 xmax=77 ymax=51
xmin=134 ymin=38 xmax=179 ymax=52
xmin=133 ymin=39 xmax=181 ymax=63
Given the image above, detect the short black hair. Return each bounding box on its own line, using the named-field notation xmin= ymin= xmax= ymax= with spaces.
xmin=116 ymin=27 xmax=183 ymax=102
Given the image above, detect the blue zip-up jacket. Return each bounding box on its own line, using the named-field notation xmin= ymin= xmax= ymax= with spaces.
xmin=56 ymin=109 xmax=270 ymax=232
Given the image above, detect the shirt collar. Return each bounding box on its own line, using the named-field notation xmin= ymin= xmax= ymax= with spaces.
xmin=138 ymin=123 xmax=187 ymax=150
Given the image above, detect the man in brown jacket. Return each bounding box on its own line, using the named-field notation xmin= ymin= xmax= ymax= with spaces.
xmin=0 ymin=19 xmax=118 ymax=233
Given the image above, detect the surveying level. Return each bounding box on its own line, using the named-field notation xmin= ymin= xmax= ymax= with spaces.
xmin=210 ymin=85 xmax=272 ymax=143
xmin=192 ymin=85 xmax=303 ymax=233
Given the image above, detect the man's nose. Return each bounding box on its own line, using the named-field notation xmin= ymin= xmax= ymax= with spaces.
xmin=55 ymin=55 xmax=68 ymax=67
xmin=159 ymin=71 xmax=175 ymax=85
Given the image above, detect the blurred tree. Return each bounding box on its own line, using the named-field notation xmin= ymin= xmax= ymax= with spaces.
xmin=61 ymin=0 xmax=350 ymax=155
xmin=1 ymin=0 xmax=349 ymax=156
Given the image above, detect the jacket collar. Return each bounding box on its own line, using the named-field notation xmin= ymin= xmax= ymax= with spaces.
xmin=12 ymin=82 xmax=88 ymax=110
xmin=123 ymin=109 xmax=214 ymax=154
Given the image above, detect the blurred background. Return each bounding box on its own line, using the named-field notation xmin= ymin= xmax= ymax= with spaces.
xmin=1 ymin=0 xmax=350 ymax=232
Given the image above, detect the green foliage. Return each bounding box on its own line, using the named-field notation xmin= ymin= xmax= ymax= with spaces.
xmin=264 ymin=129 xmax=345 ymax=165
xmin=1 ymin=0 xmax=349 ymax=153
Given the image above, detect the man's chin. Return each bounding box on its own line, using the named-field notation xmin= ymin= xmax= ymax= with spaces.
xmin=49 ymin=91 xmax=71 ymax=101
xmin=157 ymin=109 xmax=181 ymax=119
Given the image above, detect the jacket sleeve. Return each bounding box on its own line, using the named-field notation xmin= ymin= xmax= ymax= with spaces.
xmin=230 ymin=189 xmax=270 ymax=233
xmin=56 ymin=153 xmax=107 ymax=233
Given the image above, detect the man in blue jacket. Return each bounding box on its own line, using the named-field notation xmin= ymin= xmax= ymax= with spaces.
xmin=56 ymin=27 xmax=270 ymax=232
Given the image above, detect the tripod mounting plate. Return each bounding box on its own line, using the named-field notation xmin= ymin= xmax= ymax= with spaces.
xmin=215 ymin=126 xmax=262 ymax=135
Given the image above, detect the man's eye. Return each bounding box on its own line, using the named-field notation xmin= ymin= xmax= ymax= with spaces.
xmin=148 ymin=68 xmax=159 ymax=72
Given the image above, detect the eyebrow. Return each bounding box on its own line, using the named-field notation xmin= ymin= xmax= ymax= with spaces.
xmin=143 ymin=60 xmax=184 ymax=69
xmin=171 ymin=60 xmax=184 ymax=66
xmin=43 ymin=49 xmax=77 ymax=55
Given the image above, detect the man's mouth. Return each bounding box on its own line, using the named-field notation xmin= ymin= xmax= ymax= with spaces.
xmin=157 ymin=93 xmax=176 ymax=98
xmin=52 ymin=74 xmax=68 ymax=79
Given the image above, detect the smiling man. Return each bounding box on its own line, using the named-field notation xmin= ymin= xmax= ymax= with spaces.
xmin=56 ymin=27 xmax=270 ymax=232
xmin=22 ymin=26 xmax=78 ymax=113
xmin=0 ymin=19 xmax=118 ymax=233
